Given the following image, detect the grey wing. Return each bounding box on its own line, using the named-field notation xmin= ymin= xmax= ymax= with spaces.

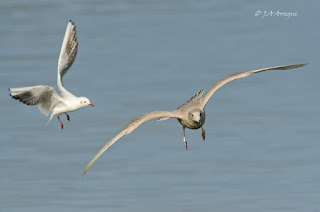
xmin=58 ymin=20 xmax=78 ymax=81
xmin=82 ymin=110 xmax=182 ymax=177
xmin=177 ymin=89 xmax=205 ymax=110
xmin=9 ymin=85 xmax=61 ymax=116
xmin=200 ymin=63 xmax=308 ymax=107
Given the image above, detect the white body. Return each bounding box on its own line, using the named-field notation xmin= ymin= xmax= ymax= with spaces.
xmin=9 ymin=20 xmax=93 ymax=128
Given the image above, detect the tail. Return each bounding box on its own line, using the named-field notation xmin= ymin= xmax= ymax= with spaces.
xmin=45 ymin=114 xmax=54 ymax=127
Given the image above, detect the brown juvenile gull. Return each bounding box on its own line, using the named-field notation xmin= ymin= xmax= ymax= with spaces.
xmin=82 ymin=63 xmax=307 ymax=176
xmin=9 ymin=20 xmax=94 ymax=129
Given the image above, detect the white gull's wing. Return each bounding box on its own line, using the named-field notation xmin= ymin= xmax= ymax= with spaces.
xmin=9 ymin=85 xmax=61 ymax=116
xmin=82 ymin=110 xmax=182 ymax=177
xmin=57 ymin=20 xmax=78 ymax=93
xmin=200 ymin=63 xmax=308 ymax=107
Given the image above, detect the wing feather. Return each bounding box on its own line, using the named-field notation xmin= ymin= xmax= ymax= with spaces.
xmin=9 ymin=86 xmax=60 ymax=116
xmin=82 ymin=110 xmax=181 ymax=176
xmin=58 ymin=20 xmax=78 ymax=81
xmin=178 ymin=89 xmax=204 ymax=109
xmin=200 ymin=63 xmax=308 ymax=107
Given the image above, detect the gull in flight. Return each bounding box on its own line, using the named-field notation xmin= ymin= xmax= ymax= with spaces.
xmin=82 ymin=63 xmax=307 ymax=176
xmin=9 ymin=20 xmax=94 ymax=129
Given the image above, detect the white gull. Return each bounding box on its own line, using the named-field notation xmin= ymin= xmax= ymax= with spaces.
xmin=9 ymin=20 xmax=94 ymax=129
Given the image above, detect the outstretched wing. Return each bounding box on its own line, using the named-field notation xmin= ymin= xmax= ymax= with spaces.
xmin=57 ymin=20 xmax=78 ymax=92
xmin=200 ymin=63 xmax=308 ymax=107
xmin=9 ymin=85 xmax=61 ymax=116
xmin=82 ymin=110 xmax=182 ymax=176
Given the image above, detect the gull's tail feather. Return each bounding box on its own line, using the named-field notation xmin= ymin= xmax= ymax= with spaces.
xmin=45 ymin=114 xmax=54 ymax=127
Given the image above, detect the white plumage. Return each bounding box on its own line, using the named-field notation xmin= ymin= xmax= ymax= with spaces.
xmin=9 ymin=20 xmax=94 ymax=129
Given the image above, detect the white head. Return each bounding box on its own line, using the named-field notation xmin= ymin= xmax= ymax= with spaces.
xmin=78 ymin=97 xmax=94 ymax=108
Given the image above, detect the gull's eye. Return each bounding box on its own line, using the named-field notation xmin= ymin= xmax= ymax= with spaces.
xmin=84 ymin=101 xmax=87 ymax=103
xmin=80 ymin=101 xmax=83 ymax=104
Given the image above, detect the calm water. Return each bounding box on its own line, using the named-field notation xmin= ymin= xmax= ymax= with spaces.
xmin=1 ymin=0 xmax=319 ymax=211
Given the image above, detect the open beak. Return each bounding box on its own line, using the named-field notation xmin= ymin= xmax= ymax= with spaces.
xmin=88 ymin=103 xmax=94 ymax=107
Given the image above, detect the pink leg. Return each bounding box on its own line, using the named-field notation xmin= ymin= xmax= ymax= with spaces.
xmin=183 ymin=126 xmax=188 ymax=150
xmin=65 ymin=113 xmax=70 ymax=121
xmin=57 ymin=116 xmax=63 ymax=129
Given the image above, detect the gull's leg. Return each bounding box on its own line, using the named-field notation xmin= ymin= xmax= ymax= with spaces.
xmin=57 ymin=115 xmax=64 ymax=129
xmin=201 ymin=127 xmax=206 ymax=140
xmin=65 ymin=113 xmax=70 ymax=121
xmin=183 ymin=126 xmax=188 ymax=150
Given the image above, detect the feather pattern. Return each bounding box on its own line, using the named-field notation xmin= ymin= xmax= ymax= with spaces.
xmin=9 ymin=86 xmax=61 ymax=116
xmin=178 ymin=89 xmax=204 ymax=109
xmin=58 ymin=20 xmax=78 ymax=80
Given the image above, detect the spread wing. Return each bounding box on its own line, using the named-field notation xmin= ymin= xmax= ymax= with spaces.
xmin=57 ymin=20 xmax=78 ymax=93
xmin=82 ymin=110 xmax=182 ymax=177
xmin=9 ymin=85 xmax=61 ymax=116
xmin=200 ymin=63 xmax=308 ymax=107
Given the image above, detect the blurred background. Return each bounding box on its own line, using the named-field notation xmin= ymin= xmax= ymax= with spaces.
xmin=0 ymin=0 xmax=319 ymax=211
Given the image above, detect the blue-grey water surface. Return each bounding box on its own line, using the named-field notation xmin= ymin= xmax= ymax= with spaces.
xmin=1 ymin=0 xmax=319 ymax=211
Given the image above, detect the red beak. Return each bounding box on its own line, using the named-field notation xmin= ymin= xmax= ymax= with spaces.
xmin=88 ymin=103 xmax=94 ymax=107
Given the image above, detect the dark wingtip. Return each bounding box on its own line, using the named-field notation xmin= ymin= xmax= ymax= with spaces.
xmin=69 ymin=19 xmax=75 ymax=26
xmin=291 ymin=63 xmax=309 ymax=70
xmin=295 ymin=63 xmax=308 ymax=68
xmin=8 ymin=88 xmax=13 ymax=97
xmin=81 ymin=170 xmax=87 ymax=178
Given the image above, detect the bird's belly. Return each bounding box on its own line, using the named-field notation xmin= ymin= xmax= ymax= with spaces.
xmin=177 ymin=118 xmax=202 ymax=129
xmin=53 ymin=103 xmax=78 ymax=115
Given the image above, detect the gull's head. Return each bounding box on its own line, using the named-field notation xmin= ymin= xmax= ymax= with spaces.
xmin=188 ymin=109 xmax=204 ymax=124
xmin=79 ymin=97 xmax=94 ymax=108
xmin=189 ymin=109 xmax=201 ymax=123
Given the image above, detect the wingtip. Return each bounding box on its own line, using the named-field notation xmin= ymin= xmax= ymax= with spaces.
xmin=292 ymin=63 xmax=308 ymax=67
xmin=8 ymin=88 xmax=13 ymax=97
xmin=291 ymin=63 xmax=309 ymax=70
xmin=81 ymin=170 xmax=87 ymax=178
xmin=68 ymin=19 xmax=75 ymax=25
